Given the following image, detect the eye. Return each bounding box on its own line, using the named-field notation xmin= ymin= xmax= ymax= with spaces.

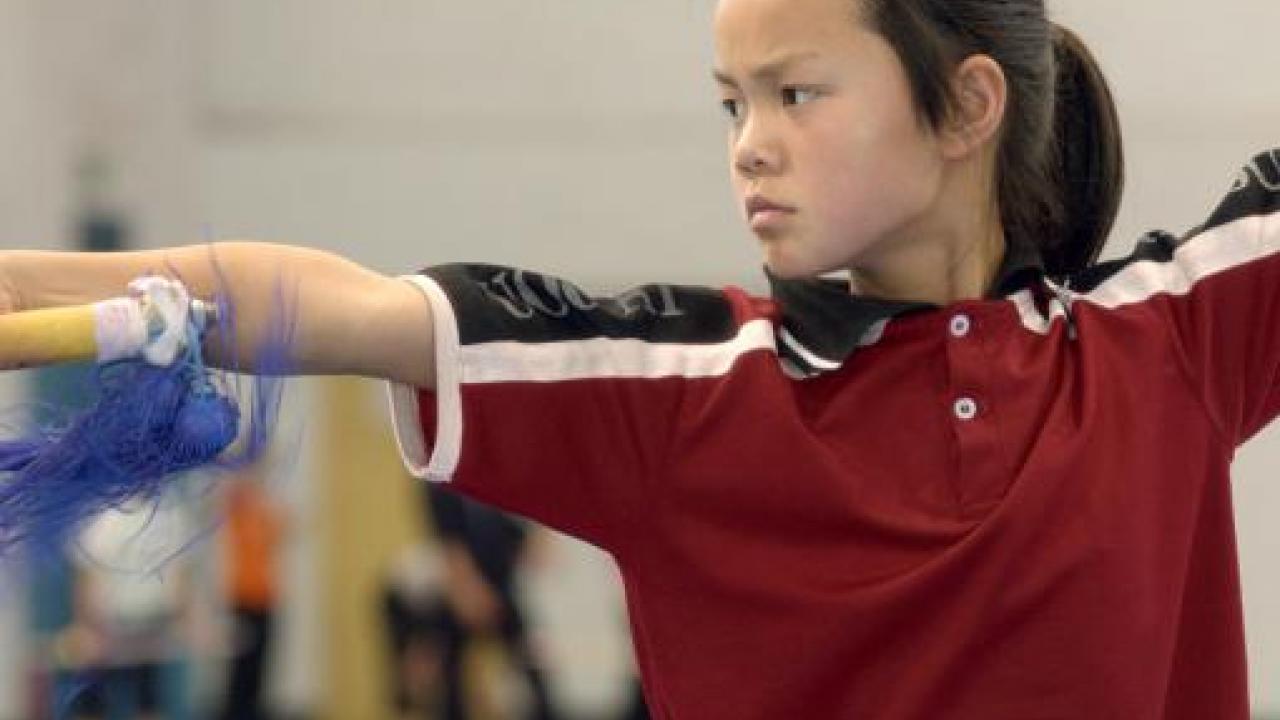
xmin=781 ymin=87 xmax=819 ymax=107
xmin=721 ymin=98 xmax=742 ymax=120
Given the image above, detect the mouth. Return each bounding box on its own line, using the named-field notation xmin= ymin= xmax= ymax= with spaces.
xmin=746 ymin=196 xmax=797 ymax=231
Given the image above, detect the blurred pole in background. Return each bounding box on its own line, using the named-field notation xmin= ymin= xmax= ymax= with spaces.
xmin=23 ymin=150 xmax=132 ymax=718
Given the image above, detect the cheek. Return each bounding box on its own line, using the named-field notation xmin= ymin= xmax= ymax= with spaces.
xmin=811 ymin=118 xmax=940 ymax=234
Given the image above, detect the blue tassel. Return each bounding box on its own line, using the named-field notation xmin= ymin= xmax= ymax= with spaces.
xmin=0 ymin=283 xmax=292 ymax=555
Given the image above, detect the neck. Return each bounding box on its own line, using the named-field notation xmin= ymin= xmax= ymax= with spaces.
xmin=848 ymin=160 xmax=1006 ymax=306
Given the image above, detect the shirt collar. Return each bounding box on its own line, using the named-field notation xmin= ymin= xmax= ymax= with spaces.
xmin=767 ymin=242 xmax=1046 ymax=374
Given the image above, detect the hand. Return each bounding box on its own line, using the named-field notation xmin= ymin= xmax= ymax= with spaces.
xmin=53 ymin=623 xmax=104 ymax=668
xmin=518 ymin=527 xmax=556 ymax=572
xmin=442 ymin=544 xmax=503 ymax=632
xmin=447 ymin=575 xmax=503 ymax=632
xmin=0 ymin=254 xmax=26 ymax=371
xmin=0 ymin=254 xmax=18 ymax=315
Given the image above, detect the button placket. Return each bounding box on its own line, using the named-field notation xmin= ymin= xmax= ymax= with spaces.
xmin=943 ymin=306 xmax=1006 ymax=511
xmin=949 ymin=315 xmax=980 ymax=422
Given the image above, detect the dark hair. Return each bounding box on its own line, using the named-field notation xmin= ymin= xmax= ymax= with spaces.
xmin=859 ymin=0 xmax=1124 ymax=278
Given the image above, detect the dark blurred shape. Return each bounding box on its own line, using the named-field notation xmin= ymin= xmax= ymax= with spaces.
xmin=382 ymin=542 xmax=447 ymax=719
xmin=620 ymin=681 xmax=652 ymax=720
xmin=76 ymin=150 xmax=129 ymax=254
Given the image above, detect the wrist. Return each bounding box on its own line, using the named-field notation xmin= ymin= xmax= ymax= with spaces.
xmin=0 ymin=252 xmax=23 ymax=315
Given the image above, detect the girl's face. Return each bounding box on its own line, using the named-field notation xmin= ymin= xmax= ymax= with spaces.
xmin=714 ymin=0 xmax=947 ymax=278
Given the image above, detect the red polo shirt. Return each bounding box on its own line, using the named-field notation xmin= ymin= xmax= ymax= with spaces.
xmin=388 ymin=150 xmax=1280 ymax=718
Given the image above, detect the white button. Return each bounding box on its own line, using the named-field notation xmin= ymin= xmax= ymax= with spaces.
xmin=949 ymin=314 xmax=972 ymax=338
xmin=954 ymin=397 xmax=979 ymax=421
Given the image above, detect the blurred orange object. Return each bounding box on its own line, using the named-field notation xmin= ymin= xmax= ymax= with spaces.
xmin=223 ymin=477 xmax=282 ymax=612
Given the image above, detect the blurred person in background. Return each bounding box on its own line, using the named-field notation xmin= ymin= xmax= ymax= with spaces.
xmin=382 ymin=541 xmax=448 ymax=719
xmin=425 ymin=482 xmax=560 ymax=720
xmin=218 ymin=471 xmax=284 ymax=720
xmin=62 ymin=497 xmax=195 ymax=720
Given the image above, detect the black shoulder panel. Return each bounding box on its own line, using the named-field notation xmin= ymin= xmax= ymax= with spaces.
xmin=1066 ymin=149 xmax=1280 ymax=294
xmin=423 ymin=264 xmax=739 ymax=347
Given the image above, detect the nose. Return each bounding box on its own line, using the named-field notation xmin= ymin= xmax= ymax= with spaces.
xmin=733 ymin=115 xmax=782 ymax=178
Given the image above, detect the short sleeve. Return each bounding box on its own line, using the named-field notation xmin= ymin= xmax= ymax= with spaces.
xmin=386 ymin=264 xmax=773 ymax=551
xmin=1152 ymin=150 xmax=1280 ymax=444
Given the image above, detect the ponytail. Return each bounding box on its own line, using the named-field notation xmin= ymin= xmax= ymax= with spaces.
xmin=862 ymin=1 xmax=1126 ymax=278
xmin=1042 ymin=23 xmax=1124 ymax=277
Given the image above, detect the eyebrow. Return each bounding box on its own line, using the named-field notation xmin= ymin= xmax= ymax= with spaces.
xmin=712 ymin=51 xmax=823 ymax=87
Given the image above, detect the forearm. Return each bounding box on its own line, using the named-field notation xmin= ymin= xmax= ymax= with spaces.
xmin=2 ymin=242 xmax=435 ymax=385
xmin=8 ymin=242 xmax=247 ymax=309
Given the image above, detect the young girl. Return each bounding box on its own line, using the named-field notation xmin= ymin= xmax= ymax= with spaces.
xmin=2 ymin=0 xmax=1278 ymax=716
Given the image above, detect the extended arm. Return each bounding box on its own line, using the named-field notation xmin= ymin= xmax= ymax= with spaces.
xmin=0 ymin=242 xmax=435 ymax=387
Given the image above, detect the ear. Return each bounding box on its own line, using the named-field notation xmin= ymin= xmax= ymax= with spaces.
xmin=939 ymin=54 xmax=1008 ymax=160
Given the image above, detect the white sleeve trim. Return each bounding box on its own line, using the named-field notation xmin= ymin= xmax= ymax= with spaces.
xmin=1007 ymin=209 xmax=1280 ymax=336
xmin=1084 ymin=212 xmax=1279 ymax=310
xmin=386 ymin=274 xmax=463 ymax=483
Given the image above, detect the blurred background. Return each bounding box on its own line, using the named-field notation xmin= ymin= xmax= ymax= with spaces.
xmin=0 ymin=0 xmax=1276 ymax=717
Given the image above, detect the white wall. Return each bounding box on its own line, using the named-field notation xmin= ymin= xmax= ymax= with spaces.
xmin=1 ymin=0 xmax=1278 ymax=715
xmin=188 ymin=0 xmax=743 ymax=288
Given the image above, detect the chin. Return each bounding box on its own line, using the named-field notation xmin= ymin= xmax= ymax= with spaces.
xmin=757 ymin=237 xmax=849 ymax=279
xmin=762 ymin=248 xmax=839 ymax=280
